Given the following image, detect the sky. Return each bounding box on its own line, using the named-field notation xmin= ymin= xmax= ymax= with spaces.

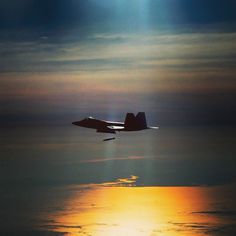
xmin=0 ymin=0 xmax=236 ymax=126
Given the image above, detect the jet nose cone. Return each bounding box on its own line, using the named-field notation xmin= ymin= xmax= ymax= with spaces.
xmin=72 ymin=119 xmax=86 ymax=127
xmin=72 ymin=121 xmax=80 ymax=126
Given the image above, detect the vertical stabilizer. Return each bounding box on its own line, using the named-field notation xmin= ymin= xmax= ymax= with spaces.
xmin=136 ymin=112 xmax=147 ymax=129
xmin=124 ymin=113 xmax=136 ymax=130
xmin=124 ymin=112 xmax=147 ymax=130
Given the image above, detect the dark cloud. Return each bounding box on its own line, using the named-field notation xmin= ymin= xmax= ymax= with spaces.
xmin=154 ymin=91 xmax=236 ymax=126
xmin=192 ymin=210 xmax=236 ymax=217
xmin=1 ymin=90 xmax=235 ymax=126
xmin=0 ymin=230 xmax=66 ymax=236
xmin=170 ymin=222 xmax=236 ymax=236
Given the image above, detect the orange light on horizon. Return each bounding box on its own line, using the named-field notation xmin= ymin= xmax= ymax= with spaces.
xmin=44 ymin=185 xmax=226 ymax=236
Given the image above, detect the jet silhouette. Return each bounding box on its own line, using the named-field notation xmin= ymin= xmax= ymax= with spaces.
xmin=72 ymin=112 xmax=158 ymax=134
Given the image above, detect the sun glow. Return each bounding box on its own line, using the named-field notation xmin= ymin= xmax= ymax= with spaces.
xmin=46 ymin=186 xmax=221 ymax=236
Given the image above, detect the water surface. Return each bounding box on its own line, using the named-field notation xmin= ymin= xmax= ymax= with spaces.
xmin=1 ymin=125 xmax=236 ymax=235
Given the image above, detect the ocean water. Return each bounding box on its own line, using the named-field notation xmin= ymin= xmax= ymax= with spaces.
xmin=1 ymin=184 xmax=236 ymax=236
xmin=0 ymin=125 xmax=236 ymax=235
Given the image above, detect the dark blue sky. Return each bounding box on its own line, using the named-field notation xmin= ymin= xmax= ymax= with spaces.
xmin=0 ymin=0 xmax=236 ymax=31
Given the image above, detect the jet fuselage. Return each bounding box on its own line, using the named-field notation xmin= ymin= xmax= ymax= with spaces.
xmin=72 ymin=112 xmax=158 ymax=134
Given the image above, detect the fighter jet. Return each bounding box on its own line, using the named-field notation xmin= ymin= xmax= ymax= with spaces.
xmin=72 ymin=112 xmax=158 ymax=134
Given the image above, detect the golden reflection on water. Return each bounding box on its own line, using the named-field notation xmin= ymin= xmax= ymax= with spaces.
xmin=47 ymin=186 xmax=233 ymax=236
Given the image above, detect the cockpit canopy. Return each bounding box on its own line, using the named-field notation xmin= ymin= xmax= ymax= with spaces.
xmin=85 ymin=116 xmax=94 ymax=120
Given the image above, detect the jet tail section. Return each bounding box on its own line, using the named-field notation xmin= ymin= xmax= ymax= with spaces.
xmin=124 ymin=113 xmax=136 ymax=130
xmin=124 ymin=112 xmax=147 ymax=131
xmin=136 ymin=112 xmax=147 ymax=129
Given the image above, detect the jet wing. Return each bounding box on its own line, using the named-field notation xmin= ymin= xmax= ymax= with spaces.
xmin=107 ymin=125 xmax=125 ymax=131
xmin=148 ymin=126 xmax=159 ymax=129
